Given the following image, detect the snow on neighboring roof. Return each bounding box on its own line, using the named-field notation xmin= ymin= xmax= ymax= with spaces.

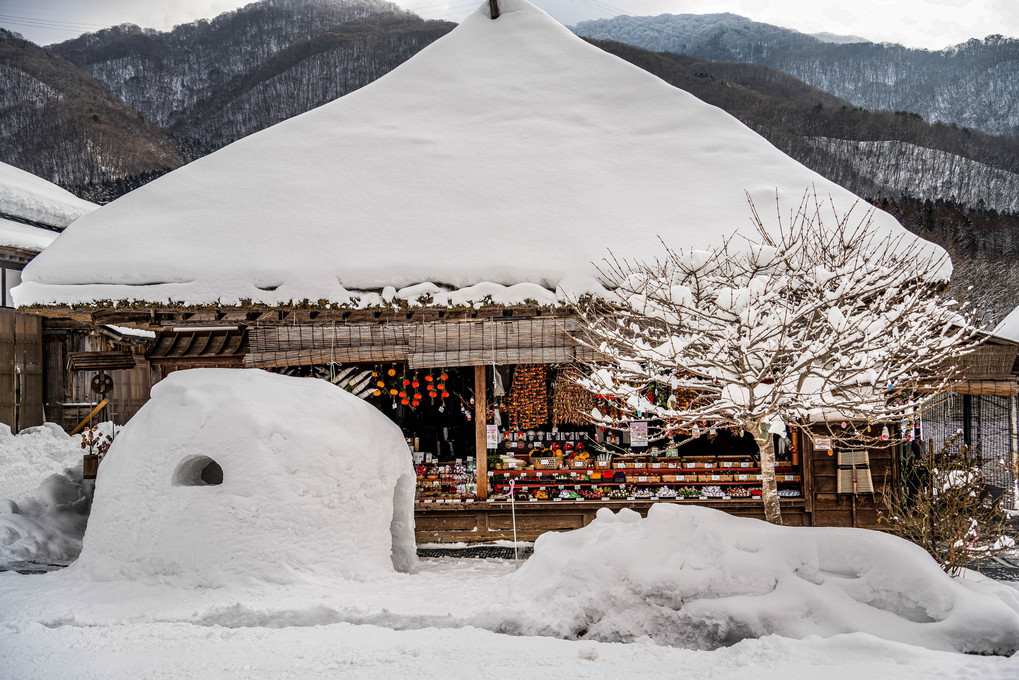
xmin=0 ymin=216 xmax=58 ymax=252
xmin=992 ymin=305 xmax=1019 ymax=344
xmin=0 ymin=161 xmax=96 ymax=232
xmin=14 ymin=0 xmax=950 ymax=309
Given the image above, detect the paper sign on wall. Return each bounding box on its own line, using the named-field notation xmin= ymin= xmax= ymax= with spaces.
xmin=815 ymin=437 xmax=832 ymax=450
xmin=486 ymin=425 xmax=499 ymax=449
xmin=629 ymin=421 xmax=648 ymax=448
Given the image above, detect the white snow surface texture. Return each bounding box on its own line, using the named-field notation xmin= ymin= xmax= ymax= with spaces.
xmin=74 ymin=369 xmax=418 ymax=586
xmin=993 ymin=304 xmax=1019 ymax=343
xmin=0 ymin=423 xmax=94 ymax=567
xmin=0 ymin=161 xmax=96 ymax=251
xmin=14 ymin=0 xmax=948 ymax=308
xmin=494 ymin=504 xmax=1019 ymax=654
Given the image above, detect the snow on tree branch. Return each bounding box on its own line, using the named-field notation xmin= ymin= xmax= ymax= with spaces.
xmin=575 ymin=191 xmax=979 ymax=444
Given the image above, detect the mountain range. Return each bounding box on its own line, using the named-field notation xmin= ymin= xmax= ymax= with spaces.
xmin=573 ymin=13 xmax=1019 ymax=139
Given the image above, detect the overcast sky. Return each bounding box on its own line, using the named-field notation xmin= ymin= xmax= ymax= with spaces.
xmin=1 ymin=0 xmax=1015 ymax=49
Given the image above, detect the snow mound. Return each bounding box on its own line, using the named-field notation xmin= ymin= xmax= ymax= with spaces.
xmin=15 ymin=0 xmax=948 ymax=308
xmin=493 ymin=504 xmax=1019 ymax=654
xmin=0 ymin=422 xmax=98 ymax=569
xmin=0 ymin=422 xmax=81 ymax=501
xmin=74 ymin=369 xmax=418 ymax=586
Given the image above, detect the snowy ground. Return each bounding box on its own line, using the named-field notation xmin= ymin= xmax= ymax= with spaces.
xmin=2 ymin=557 xmax=1018 ymax=680
xmin=2 ymin=419 xmax=1019 ymax=678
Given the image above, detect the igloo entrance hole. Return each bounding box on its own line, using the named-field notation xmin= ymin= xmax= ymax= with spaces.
xmin=172 ymin=455 xmax=224 ymax=486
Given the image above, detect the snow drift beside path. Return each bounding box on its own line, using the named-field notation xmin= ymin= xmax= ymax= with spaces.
xmin=493 ymin=504 xmax=1019 ymax=654
xmin=15 ymin=0 xmax=949 ymax=309
xmin=0 ymin=423 xmax=97 ymax=569
xmin=74 ymin=369 xmax=418 ymax=586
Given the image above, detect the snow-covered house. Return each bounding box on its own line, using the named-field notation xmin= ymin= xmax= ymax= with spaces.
xmin=0 ymin=161 xmax=97 ymax=430
xmin=13 ymin=1 xmax=960 ymax=534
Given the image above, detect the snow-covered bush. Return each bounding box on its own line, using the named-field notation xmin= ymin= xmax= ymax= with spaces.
xmin=73 ymin=368 xmax=418 ymax=586
xmin=494 ymin=504 xmax=1019 ymax=654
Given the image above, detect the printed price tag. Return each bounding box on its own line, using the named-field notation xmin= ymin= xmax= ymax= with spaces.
xmin=721 ymin=461 xmax=733 ymax=468
xmin=529 ymin=498 xmax=538 ymax=502
xmin=638 ymin=476 xmax=648 ymax=482
xmin=424 ymin=499 xmax=433 ymax=503
xmin=627 ymin=496 xmax=636 ymax=501
xmin=466 ymin=499 xmax=475 ymax=503
xmin=486 ymin=498 xmax=495 ymax=503
xmin=668 ymin=463 xmax=677 ymax=469
xmin=553 ymin=497 xmax=562 ymax=502
xmin=686 ymin=462 xmax=697 ymax=468
xmin=737 ymin=474 xmax=748 ymax=481
xmin=740 ymin=462 xmax=752 ymax=468
xmin=575 ymin=498 xmax=584 ymax=502
xmin=634 ymin=462 xmax=646 ymax=469
xmin=711 ymin=475 xmax=721 ymax=481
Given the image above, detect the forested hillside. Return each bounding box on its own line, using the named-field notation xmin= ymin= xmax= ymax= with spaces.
xmin=0 ymin=29 xmax=181 ymax=202
xmin=574 ymin=13 xmax=1019 ymax=139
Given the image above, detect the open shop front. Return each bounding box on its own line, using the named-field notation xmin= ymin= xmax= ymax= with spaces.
xmin=359 ymin=361 xmax=810 ymax=541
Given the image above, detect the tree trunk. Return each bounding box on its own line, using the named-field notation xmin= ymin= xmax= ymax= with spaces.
xmin=757 ymin=427 xmax=783 ymax=525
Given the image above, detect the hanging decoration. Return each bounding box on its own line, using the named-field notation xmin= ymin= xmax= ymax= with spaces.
xmin=552 ymin=370 xmax=595 ymax=426
xmin=508 ymin=364 xmax=548 ymax=430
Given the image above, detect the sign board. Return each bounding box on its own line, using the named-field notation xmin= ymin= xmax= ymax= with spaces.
xmin=486 ymin=425 xmax=499 ymax=449
xmin=629 ymin=421 xmax=648 ymax=448
xmin=814 ymin=438 xmax=832 ymax=451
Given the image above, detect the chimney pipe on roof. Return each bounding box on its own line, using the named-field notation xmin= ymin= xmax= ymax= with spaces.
xmin=489 ymin=0 xmax=500 ymax=19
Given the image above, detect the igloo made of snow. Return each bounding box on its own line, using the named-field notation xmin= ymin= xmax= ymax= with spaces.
xmin=75 ymin=368 xmax=418 ymax=585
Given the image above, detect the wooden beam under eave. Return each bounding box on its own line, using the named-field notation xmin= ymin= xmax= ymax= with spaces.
xmin=474 ymin=364 xmax=488 ymax=500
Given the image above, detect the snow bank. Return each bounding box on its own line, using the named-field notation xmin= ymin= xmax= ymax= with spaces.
xmin=74 ymin=369 xmax=418 ymax=586
xmin=15 ymin=0 xmax=948 ymax=309
xmin=493 ymin=504 xmax=1019 ymax=654
xmin=0 ymin=423 xmax=97 ymax=569
xmin=0 ymin=422 xmax=82 ymax=502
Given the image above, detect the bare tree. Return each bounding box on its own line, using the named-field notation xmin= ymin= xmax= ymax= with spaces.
xmin=881 ymin=436 xmax=1015 ymax=575
xmin=574 ymin=192 xmax=980 ymax=524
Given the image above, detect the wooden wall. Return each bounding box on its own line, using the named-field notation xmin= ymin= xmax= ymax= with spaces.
xmin=0 ymin=308 xmax=44 ymax=431
xmin=42 ymin=322 xmax=157 ymax=430
xmin=803 ymin=429 xmax=896 ymax=529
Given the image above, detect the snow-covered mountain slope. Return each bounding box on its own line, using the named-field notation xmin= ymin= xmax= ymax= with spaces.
xmin=15 ymin=0 xmax=948 ymax=309
xmin=805 ymin=138 xmax=1019 ymax=214
xmin=51 ymin=0 xmax=415 ymax=130
xmin=573 ymin=14 xmax=1019 ymax=139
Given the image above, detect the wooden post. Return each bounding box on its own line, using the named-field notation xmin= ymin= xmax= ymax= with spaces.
xmin=475 ymin=364 xmax=488 ymax=500
xmin=71 ymin=398 xmax=109 ymax=435
xmin=488 ymin=0 xmax=500 ymax=19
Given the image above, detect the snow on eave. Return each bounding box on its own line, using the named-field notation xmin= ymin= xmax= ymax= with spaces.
xmin=991 ymin=305 xmax=1019 ymax=344
xmin=0 ymin=162 xmax=97 ymax=230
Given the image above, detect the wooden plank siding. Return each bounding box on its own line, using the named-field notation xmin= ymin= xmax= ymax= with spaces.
xmin=247 ymin=318 xmax=597 ymax=369
xmin=0 ymin=308 xmax=44 ymax=431
xmin=804 ymin=426 xmax=896 ymax=529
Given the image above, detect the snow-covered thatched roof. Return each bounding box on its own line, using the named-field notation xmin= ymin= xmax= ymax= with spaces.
xmin=993 ymin=305 xmax=1019 ymax=344
xmin=0 ymin=162 xmax=96 ymax=254
xmin=15 ymin=0 xmax=949 ymax=309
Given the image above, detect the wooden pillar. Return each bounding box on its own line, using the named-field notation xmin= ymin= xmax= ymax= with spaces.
xmin=488 ymin=0 xmax=500 ymax=19
xmin=474 ymin=364 xmax=488 ymax=500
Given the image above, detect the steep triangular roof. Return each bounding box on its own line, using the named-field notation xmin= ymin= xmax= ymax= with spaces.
xmin=16 ymin=0 xmax=948 ymax=309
